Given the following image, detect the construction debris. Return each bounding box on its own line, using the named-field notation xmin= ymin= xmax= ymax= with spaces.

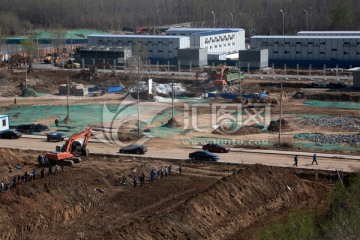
xmin=302 ymin=117 xmax=360 ymax=131
xmin=163 ymin=117 xmax=182 ymax=128
xmin=295 ymin=133 xmax=360 ymax=145
xmin=268 ymin=119 xmax=288 ymax=132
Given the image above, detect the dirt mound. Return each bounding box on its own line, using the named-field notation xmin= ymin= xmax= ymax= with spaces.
xmin=163 ymin=117 xmax=182 ymax=127
xmin=112 ymin=165 xmax=331 ymax=240
xmin=20 ymin=88 xmax=43 ymax=97
xmin=0 ymin=149 xmax=332 ymax=240
xmin=268 ymin=119 xmax=289 ymax=132
xmin=212 ymin=124 xmax=262 ymax=135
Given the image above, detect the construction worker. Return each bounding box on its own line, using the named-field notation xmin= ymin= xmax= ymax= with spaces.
xmin=12 ymin=177 xmax=17 ymax=188
xmin=13 ymin=97 xmax=17 ymax=105
xmin=133 ymin=175 xmax=137 ymax=188
xmin=179 ymin=163 xmax=183 ymax=175
xmin=293 ymin=155 xmax=298 ymax=167
xmin=312 ymin=153 xmax=318 ymax=165
xmin=32 ymin=169 xmax=37 ymax=180
xmin=140 ymin=172 xmax=145 ymax=186
xmin=55 ymin=119 xmax=59 ymax=127
xmin=40 ymin=168 xmax=45 ymax=179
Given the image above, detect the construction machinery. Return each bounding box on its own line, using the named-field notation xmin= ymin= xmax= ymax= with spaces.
xmin=46 ymin=128 xmax=92 ymax=166
xmin=64 ymin=58 xmax=81 ymax=69
xmin=43 ymin=53 xmax=59 ymax=64
xmin=212 ymin=65 xmax=242 ymax=87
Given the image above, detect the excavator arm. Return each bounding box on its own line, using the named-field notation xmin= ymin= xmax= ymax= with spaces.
xmin=47 ymin=128 xmax=92 ymax=162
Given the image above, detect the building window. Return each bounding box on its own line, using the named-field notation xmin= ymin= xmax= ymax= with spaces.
xmin=2 ymin=119 xmax=6 ymax=127
xmin=308 ymin=52 xmax=313 ymax=54
xmin=320 ymin=52 xmax=325 ymax=54
xmin=274 ymin=41 xmax=279 ymax=45
xmin=158 ymin=50 xmax=163 ymax=53
xmin=344 ymin=52 xmax=349 ymax=55
xmin=284 ymin=42 xmax=290 ymax=45
xmin=273 ymin=51 xmax=279 ymax=54
xmin=148 ymin=50 xmax=153 ymax=53
xmin=308 ymin=42 xmax=313 ymax=45
xmin=296 ymin=51 xmax=301 ymax=54
xmin=320 ymin=42 xmax=326 ymax=45
xmin=168 ymin=50 xmax=172 ymax=53
xmin=284 ymin=51 xmax=289 ymax=54
xmin=332 ymin=48 xmax=337 ymax=51
xmin=296 ymin=42 xmax=301 ymax=44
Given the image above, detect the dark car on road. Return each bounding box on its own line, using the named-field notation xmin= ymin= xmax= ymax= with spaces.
xmin=47 ymin=132 xmax=66 ymax=142
xmin=304 ymin=82 xmax=328 ymax=88
xmin=16 ymin=124 xmax=49 ymax=133
xmin=202 ymin=143 xmax=230 ymax=153
xmin=119 ymin=144 xmax=148 ymax=154
xmin=189 ymin=150 xmax=220 ymax=161
xmin=0 ymin=130 xmax=22 ymax=139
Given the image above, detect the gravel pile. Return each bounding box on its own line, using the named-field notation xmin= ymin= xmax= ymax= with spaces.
xmin=302 ymin=117 xmax=360 ymax=131
xmin=299 ymin=133 xmax=360 ymax=145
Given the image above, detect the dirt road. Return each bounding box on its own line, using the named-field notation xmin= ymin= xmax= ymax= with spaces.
xmin=1 ymin=136 xmax=359 ymax=172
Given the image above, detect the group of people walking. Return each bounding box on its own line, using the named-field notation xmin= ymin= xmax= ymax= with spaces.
xmin=132 ymin=163 xmax=183 ymax=188
xmin=293 ymin=153 xmax=318 ymax=167
xmin=0 ymin=155 xmax=64 ymax=194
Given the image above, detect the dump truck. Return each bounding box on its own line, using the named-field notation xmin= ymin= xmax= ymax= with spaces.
xmin=212 ymin=65 xmax=242 ymax=87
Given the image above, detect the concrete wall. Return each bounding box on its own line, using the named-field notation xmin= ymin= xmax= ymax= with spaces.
xmin=177 ymin=48 xmax=208 ymax=67
xmin=353 ymin=71 xmax=360 ymax=88
xmin=239 ymin=49 xmax=268 ymax=68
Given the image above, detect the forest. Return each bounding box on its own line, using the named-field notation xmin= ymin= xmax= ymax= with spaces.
xmin=0 ymin=0 xmax=359 ymax=37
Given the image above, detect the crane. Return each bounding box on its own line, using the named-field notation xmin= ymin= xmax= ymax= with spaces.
xmin=46 ymin=128 xmax=92 ymax=165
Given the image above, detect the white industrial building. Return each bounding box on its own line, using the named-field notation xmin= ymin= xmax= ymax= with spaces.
xmin=298 ymin=31 xmax=360 ymax=36
xmin=250 ymin=35 xmax=360 ymax=67
xmin=166 ymin=28 xmax=245 ymax=54
xmin=0 ymin=115 xmax=9 ymax=132
xmin=87 ymin=34 xmax=190 ymax=63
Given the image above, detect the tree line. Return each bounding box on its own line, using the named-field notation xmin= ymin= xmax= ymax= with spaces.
xmin=0 ymin=0 xmax=359 ymax=37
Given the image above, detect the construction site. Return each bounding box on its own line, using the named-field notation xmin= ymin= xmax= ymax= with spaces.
xmin=0 ymin=55 xmax=359 ymax=239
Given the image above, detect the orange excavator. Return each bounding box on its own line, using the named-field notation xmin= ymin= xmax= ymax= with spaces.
xmin=46 ymin=128 xmax=92 ymax=165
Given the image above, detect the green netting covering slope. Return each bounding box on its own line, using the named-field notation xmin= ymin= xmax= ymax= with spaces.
xmin=304 ymin=100 xmax=360 ymax=110
xmin=1 ymin=104 xmax=177 ymax=135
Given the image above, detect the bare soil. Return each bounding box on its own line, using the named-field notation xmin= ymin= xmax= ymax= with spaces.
xmin=0 ymin=148 xmax=333 ymax=240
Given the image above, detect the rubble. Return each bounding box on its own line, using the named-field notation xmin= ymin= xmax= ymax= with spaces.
xmin=296 ymin=133 xmax=360 ymax=145
xmin=302 ymin=117 xmax=360 ymax=131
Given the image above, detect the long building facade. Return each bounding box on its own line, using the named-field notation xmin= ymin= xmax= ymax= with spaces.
xmin=87 ymin=34 xmax=190 ymax=64
xmin=166 ymin=28 xmax=245 ymax=54
xmin=297 ymin=31 xmax=360 ymax=36
xmin=250 ymin=35 xmax=360 ymax=68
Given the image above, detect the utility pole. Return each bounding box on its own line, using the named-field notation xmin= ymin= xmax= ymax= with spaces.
xmin=25 ymin=61 xmax=28 ymax=89
xmin=278 ymin=81 xmax=283 ymax=146
xmin=171 ymin=80 xmax=175 ymax=118
xmin=64 ymin=76 xmax=70 ymax=123
xmin=238 ymin=63 xmax=242 ymax=95
xmin=137 ymin=57 xmax=141 ymax=137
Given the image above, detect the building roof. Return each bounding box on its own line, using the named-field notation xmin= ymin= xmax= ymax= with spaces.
xmin=166 ymin=27 xmax=244 ymax=32
xmin=194 ymin=29 xmax=238 ymax=36
xmin=251 ymin=35 xmax=360 ymax=39
xmin=88 ymin=34 xmax=188 ymax=39
xmin=298 ymin=31 xmax=360 ymax=34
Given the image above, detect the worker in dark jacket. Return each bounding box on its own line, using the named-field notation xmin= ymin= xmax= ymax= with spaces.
xmin=293 ymin=155 xmax=298 ymax=167
xmin=312 ymin=153 xmax=318 ymax=165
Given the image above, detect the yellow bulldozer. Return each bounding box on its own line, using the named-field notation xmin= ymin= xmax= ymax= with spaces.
xmin=64 ymin=58 xmax=81 ymax=69
xmin=43 ymin=53 xmax=60 ymax=64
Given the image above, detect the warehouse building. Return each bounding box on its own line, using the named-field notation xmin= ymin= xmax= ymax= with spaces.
xmin=297 ymin=31 xmax=360 ymax=36
xmin=166 ymin=28 xmax=245 ymax=54
xmin=239 ymin=49 xmax=269 ymax=69
xmin=250 ymin=35 xmax=360 ymax=68
xmin=76 ymin=46 xmax=132 ymax=67
xmin=87 ymin=34 xmax=190 ymax=64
